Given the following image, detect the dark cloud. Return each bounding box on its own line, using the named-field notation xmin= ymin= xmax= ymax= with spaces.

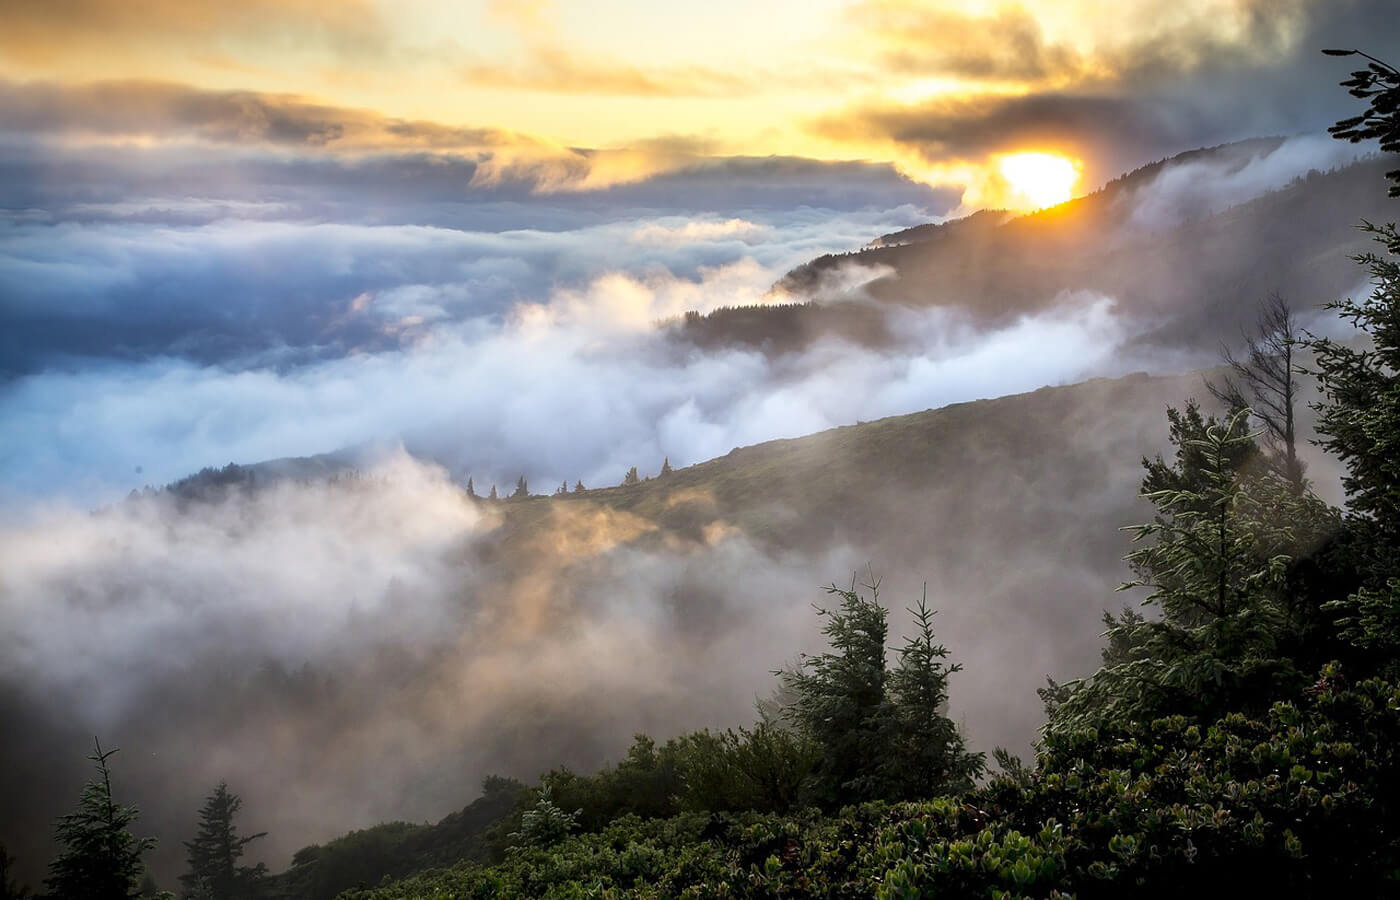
xmin=0 ymin=79 xmax=522 ymax=151
xmin=852 ymin=1 xmax=1084 ymax=82
xmin=816 ymin=0 xmax=1400 ymax=188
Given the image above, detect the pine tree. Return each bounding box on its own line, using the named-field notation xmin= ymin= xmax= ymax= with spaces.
xmin=46 ymin=739 xmax=156 ymax=900
xmin=0 ymin=842 xmax=29 ymax=900
xmin=510 ymin=787 xmax=579 ymax=849
xmin=465 ymin=477 xmax=476 ymax=499
xmin=1307 ymin=51 xmax=1400 ymax=657
xmin=1046 ymin=411 xmax=1329 ymax=735
xmin=885 ymin=587 xmax=983 ymax=798
xmin=782 ymin=575 xmax=892 ymax=807
xmin=179 ymin=782 xmax=266 ymax=900
xmin=622 ymin=466 xmax=639 ymax=486
xmin=573 ymin=480 xmax=585 ymax=493
xmin=512 ymin=476 xmax=529 ymax=499
xmin=488 ymin=485 xmax=498 ymax=501
xmin=1325 ymin=49 xmax=1400 ymax=195
xmin=555 ymin=481 xmax=567 ymax=496
xmin=660 ymin=457 xmax=673 ymax=476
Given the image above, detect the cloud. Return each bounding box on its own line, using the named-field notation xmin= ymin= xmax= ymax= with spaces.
xmin=629 ymin=218 xmax=771 ymax=245
xmin=0 ymin=252 xmax=1139 ymax=508
xmin=0 ymin=79 xmax=530 ymax=152
xmin=850 ymin=1 xmax=1084 ymax=83
xmin=0 ymin=0 xmax=387 ymax=65
xmin=1120 ymin=133 xmax=1369 ymax=228
xmin=813 ymin=0 xmax=1399 ymax=198
xmin=0 ymin=452 xmax=858 ymax=880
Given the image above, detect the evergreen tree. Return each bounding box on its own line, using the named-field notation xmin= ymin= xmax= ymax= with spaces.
xmin=885 ymin=587 xmax=983 ymax=797
xmin=782 ymin=576 xmax=893 ymax=807
xmin=573 ymin=480 xmax=585 ymax=493
xmin=0 ymin=843 xmax=29 ymax=900
xmin=1046 ymin=411 xmax=1331 ymax=735
xmin=512 ymin=476 xmax=529 ymax=499
xmin=488 ymin=485 xmax=498 ymax=501
xmin=555 ymin=481 xmax=567 ymax=496
xmin=46 ymin=739 xmax=156 ymax=900
xmin=510 ymin=787 xmax=579 ymax=850
xmin=622 ymin=466 xmax=639 ymax=486
xmin=180 ymin=782 xmax=266 ymax=900
xmin=659 ymin=457 xmax=673 ymax=476
xmin=1325 ymin=49 xmax=1400 ymax=195
xmin=465 ymin=477 xmax=476 ymax=499
xmin=1307 ymin=52 xmax=1400 ymax=658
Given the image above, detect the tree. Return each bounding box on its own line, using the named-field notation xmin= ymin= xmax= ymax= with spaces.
xmin=782 ymin=575 xmax=893 ymax=807
xmin=885 ymin=586 xmax=983 ymax=797
xmin=1325 ymin=49 xmax=1400 ymax=196
xmin=1140 ymin=400 xmax=1261 ymax=503
xmin=180 ymin=782 xmax=267 ymax=900
xmin=511 ymin=476 xmax=529 ymax=499
xmin=488 ymin=485 xmax=498 ymax=501
xmin=1306 ymin=51 xmax=1400 ymax=659
xmin=0 ymin=843 xmax=30 ymax=900
xmin=573 ymin=480 xmax=585 ymax=493
xmin=1208 ymin=293 xmax=1306 ymax=489
xmin=46 ymin=739 xmax=156 ymax=900
xmin=510 ymin=787 xmax=579 ymax=850
xmin=622 ymin=466 xmax=639 ymax=486
xmin=465 ymin=477 xmax=476 ymax=499
xmin=1045 ymin=409 xmax=1334 ymax=735
xmin=659 ymin=457 xmax=673 ymax=476
xmin=554 ymin=481 xmax=567 ymax=496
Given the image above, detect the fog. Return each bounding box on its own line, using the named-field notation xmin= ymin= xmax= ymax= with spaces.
xmin=0 ymin=126 xmax=1373 ymax=887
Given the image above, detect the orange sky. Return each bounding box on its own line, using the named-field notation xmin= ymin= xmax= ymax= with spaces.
xmin=0 ymin=0 xmax=1320 ymax=209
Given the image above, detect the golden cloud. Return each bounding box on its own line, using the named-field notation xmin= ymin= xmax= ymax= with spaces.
xmin=0 ymin=0 xmax=386 ymax=65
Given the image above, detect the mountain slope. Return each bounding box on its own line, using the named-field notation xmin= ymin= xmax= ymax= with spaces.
xmin=677 ymin=146 xmax=1396 ymax=354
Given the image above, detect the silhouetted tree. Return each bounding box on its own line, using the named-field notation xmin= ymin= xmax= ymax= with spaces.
xmin=1307 ymin=50 xmax=1400 ymax=659
xmin=782 ymin=575 xmax=892 ymax=806
xmin=1325 ymin=49 xmax=1400 ymax=195
xmin=512 ymin=476 xmax=529 ymax=499
xmin=1209 ymin=293 xmax=1305 ymax=489
xmin=622 ymin=466 xmax=640 ymax=486
xmin=465 ymin=477 xmax=476 ymax=499
xmin=555 ymin=481 xmax=567 ymax=496
xmin=573 ymin=480 xmax=585 ymax=493
xmin=180 ymin=782 xmax=266 ymax=900
xmin=0 ymin=843 xmax=29 ymax=900
xmin=885 ymin=587 xmax=983 ymax=797
xmin=660 ymin=457 xmax=673 ymax=476
xmin=47 ymin=739 xmax=155 ymax=900
xmin=488 ymin=485 xmax=498 ymax=501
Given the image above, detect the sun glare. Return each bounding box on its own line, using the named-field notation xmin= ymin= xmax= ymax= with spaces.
xmin=997 ymin=152 xmax=1081 ymax=210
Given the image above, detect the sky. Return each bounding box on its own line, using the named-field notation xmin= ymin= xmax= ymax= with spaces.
xmin=1 ymin=0 xmax=1398 ymax=882
xmin=2 ymin=0 xmax=1396 ymax=205
xmin=1 ymin=0 xmax=1395 ymax=505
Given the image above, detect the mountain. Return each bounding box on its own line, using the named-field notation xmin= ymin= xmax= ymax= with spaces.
xmin=673 ymin=144 xmax=1397 ymax=354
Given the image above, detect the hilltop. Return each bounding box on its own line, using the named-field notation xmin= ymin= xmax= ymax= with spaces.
xmin=673 ymin=144 xmax=1396 ymax=353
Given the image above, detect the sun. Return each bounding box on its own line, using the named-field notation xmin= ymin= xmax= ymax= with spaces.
xmin=996 ymin=152 xmax=1081 ymax=210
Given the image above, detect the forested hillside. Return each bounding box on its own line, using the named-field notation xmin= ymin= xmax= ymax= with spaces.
xmin=676 ymin=146 xmax=1396 ymax=354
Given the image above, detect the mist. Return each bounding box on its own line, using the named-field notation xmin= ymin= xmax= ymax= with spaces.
xmin=0 ymin=114 xmax=1376 ymax=890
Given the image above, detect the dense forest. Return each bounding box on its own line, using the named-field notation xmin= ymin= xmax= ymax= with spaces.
xmin=6 ymin=52 xmax=1400 ymax=900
